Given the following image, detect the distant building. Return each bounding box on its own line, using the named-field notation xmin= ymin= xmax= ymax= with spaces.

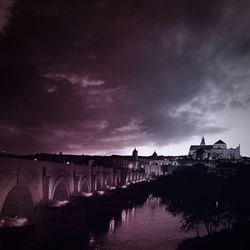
xmin=139 ymin=151 xmax=169 ymax=177
xmin=189 ymin=137 xmax=241 ymax=160
xmin=0 ymin=147 xmax=7 ymax=154
xmin=144 ymin=163 xmax=163 ymax=176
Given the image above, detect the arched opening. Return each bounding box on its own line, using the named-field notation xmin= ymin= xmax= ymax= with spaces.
xmin=133 ymin=174 xmax=136 ymax=181
xmin=114 ymin=176 xmax=119 ymax=186
xmin=129 ymin=173 xmax=133 ymax=182
xmin=126 ymin=176 xmax=130 ymax=184
xmin=95 ymin=177 xmax=102 ymax=191
xmin=1 ymin=185 xmax=33 ymax=219
xmin=80 ymin=177 xmax=89 ymax=193
xmin=52 ymin=182 xmax=69 ymax=201
xmin=105 ymin=175 xmax=112 ymax=188
xmin=130 ymin=174 xmax=133 ymax=182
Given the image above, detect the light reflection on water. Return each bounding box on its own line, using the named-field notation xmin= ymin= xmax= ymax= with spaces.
xmin=90 ymin=195 xmax=195 ymax=250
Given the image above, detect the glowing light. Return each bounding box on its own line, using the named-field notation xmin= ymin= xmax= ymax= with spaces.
xmin=14 ymin=218 xmax=28 ymax=226
xmin=121 ymin=185 xmax=127 ymax=188
xmin=52 ymin=200 xmax=69 ymax=207
xmin=109 ymin=186 xmax=116 ymax=190
xmin=128 ymin=163 xmax=133 ymax=169
xmin=109 ymin=218 xmax=115 ymax=232
xmin=98 ymin=190 xmax=105 ymax=195
xmin=0 ymin=216 xmax=28 ymax=227
xmin=121 ymin=210 xmax=127 ymax=223
xmin=82 ymin=192 xmax=93 ymax=197
xmin=131 ymin=207 xmax=135 ymax=217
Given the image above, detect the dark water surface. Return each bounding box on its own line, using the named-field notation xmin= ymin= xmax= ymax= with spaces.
xmin=89 ymin=196 xmax=195 ymax=250
xmin=3 ymin=173 xmax=250 ymax=250
xmin=0 ymin=194 xmax=195 ymax=250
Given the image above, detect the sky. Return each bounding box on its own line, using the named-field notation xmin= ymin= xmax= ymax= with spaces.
xmin=0 ymin=0 xmax=250 ymax=156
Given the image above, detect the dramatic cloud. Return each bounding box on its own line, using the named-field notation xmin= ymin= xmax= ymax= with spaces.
xmin=43 ymin=73 xmax=105 ymax=88
xmin=0 ymin=0 xmax=250 ymax=155
xmin=0 ymin=0 xmax=15 ymax=34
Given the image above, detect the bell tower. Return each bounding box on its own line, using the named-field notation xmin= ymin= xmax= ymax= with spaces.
xmin=132 ymin=148 xmax=138 ymax=162
xmin=200 ymin=136 xmax=205 ymax=146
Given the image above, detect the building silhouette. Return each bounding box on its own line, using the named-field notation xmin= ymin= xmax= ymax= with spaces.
xmin=189 ymin=137 xmax=241 ymax=160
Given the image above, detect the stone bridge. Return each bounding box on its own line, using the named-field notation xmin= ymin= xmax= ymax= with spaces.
xmin=0 ymin=157 xmax=146 ymax=219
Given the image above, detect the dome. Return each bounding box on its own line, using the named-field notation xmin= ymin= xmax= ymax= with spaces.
xmin=213 ymin=140 xmax=227 ymax=149
xmin=214 ymin=140 xmax=226 ymax=144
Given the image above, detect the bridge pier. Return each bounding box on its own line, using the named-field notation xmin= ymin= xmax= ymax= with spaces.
xmin=42 ymin=167 xmax=50 ymax=201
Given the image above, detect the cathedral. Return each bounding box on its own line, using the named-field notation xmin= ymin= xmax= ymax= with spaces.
xmin=189 ymin=137 xmax=241 ymax=160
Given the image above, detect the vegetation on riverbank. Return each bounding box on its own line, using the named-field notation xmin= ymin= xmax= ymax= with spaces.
xmin=153 ymin=167 xmax=250 ymax=249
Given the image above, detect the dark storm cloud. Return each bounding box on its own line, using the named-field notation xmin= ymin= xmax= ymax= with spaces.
xmin=0 ymin=0 xmax=250 ymax=154
xmin=0 ymin=0 xmax=15 ymax=34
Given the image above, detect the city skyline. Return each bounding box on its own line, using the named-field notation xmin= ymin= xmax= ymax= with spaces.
xmin=1 ymin=0 xmax=250 ymax=156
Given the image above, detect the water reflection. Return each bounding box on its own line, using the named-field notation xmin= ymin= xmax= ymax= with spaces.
xmin=89 ymin=195 xmax=194 ymax=249
xmin=1 ymin=173 xmax=249 ymax=250
xmin=0 ymin=194 xmax=187 ymax=250
xmin=88 ymin=173 xmax=250 ymax=249
xmin=147 ymin=195 xmax=161 ymax=209
xmin=108 ymin=218 xmax=115 ymax=233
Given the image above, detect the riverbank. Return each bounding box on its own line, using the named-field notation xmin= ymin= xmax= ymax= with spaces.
xmin=177 ymin=228 xmax=250 ymax=250
xmin=153 ymin=173 xmax=250 ymax=250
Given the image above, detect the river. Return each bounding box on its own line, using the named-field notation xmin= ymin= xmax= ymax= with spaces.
xmin=88 ymin=195 xmax=195 ymax=250
xmin=0 ymin=194 xmax=195 ymax=250
xmin=1 ymin=172 xmax=249 ymax=250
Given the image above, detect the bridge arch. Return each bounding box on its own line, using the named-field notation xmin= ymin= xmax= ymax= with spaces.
xmin=51 ymin=176 xmax=70 ymax=201
xmin=104 ymin=174 xmax=112 ymax=188
xmin=136 ymin=173 xmax=139 ymax=181
xmin=138 ymin=173 xmax=142 ymax=180
xmin=1 ymin=185 xmax=34 ymax=219
xmin=125 ymin=175 xmax=129 ymax=184
xmin=113 ymin=175 xmax=120 ymax=187
xmin=80 ymin=176 xmax=90 ymax=193
xmin=130 ymin=172 xmax=135 ymax=182
xmin=94 ymin=174 xmax=103 ymax=191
